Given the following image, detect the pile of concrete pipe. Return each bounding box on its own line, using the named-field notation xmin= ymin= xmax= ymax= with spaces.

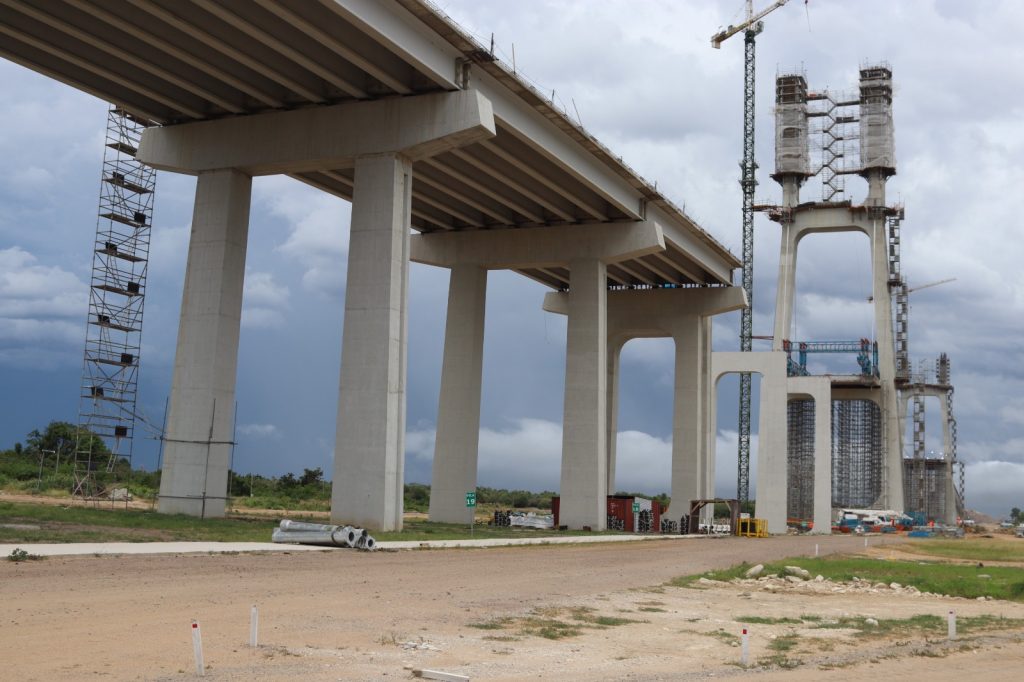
xmin=271 ymin=519 xmax=376 ymax=550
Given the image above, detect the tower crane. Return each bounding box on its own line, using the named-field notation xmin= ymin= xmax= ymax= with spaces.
xmin=711 ymin=0 xmax=792 ymax=503
xmin=868 ymin=277 xmax=956 ymax=302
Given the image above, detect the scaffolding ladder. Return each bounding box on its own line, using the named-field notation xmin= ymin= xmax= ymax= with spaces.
xmin=74 ymin=106 xmax=155 ymax=502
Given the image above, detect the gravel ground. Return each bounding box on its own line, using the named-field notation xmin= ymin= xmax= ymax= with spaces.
xmin=3 ymin=532 xmax=1023 ymax=680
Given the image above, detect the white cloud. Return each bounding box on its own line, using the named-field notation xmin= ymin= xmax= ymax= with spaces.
xmin=241 ymin=270 xmax=290 ymax=329
xmin=0 ymin=318 xmax=81 ymax=343
xmin=0 ymin=246 xmax=87 ymax=368
xmin=963 ymin=461 xmax=1024 ymax=517
xmin=237 ymin=423 xmax=280 ymax=438
xmin=0 ymin=246 xmax=86 ymax=317
xmin=256 ymin=176 xmax=351 ymax=297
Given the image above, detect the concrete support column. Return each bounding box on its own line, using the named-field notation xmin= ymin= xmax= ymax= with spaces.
xmin=869 ymin=217 xmax=904 ymax=512
xmin=812 ymin=394 xmax=833 ymax=534
xmin=756 ymin=367 xmax=790 ymax=533
xmin=159 ymin=168 xmax=252 ymax=517
xmin=772 ymin=225 xmax=799 ymax=350
xmin=671 ymin=317 xmax=704 ymax=523
xmin=332 ymin=153 xmax=412 ymax=531
xmin=701 ymin=317 xmax=716 ymax=504
xmin=606 ymin=338 xmax=625 ymax=496
xmin=941 ymin=393 xmax=958 ymax=525
xmin=428 ymin=265 xmax=487 ymax=523
xmin=559 ymin=259 xmax=608 ymax=529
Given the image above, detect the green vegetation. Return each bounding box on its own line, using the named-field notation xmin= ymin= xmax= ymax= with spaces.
xmin=902 ymin=539 xmax=1024 ymax=563
xmin=809 ymin=613 xmax=1024 ymax=637
xmin=0 ymin=500 xmax=277 ymax=543
xmin=7 ymin=547 xmax=44 ymax=562
xmin=671 ymin=555 xmax=1024 ymax=602
xmin=0 ymin=500 xmax=628 ymax=544
xmin=469 ymin=606 xmax=643 ymax=640
xmin=739 ymin=616 xmax=803 ymax=625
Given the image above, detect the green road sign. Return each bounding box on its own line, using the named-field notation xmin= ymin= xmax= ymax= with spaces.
xmin=632 ymin=502 xmax=640 ymax=513
xmin=466 ymin=492 xmax=477 ymax=507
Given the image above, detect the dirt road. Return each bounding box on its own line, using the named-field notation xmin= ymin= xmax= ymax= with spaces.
xmin=3 ymin=533 xmax=1023 ymax=680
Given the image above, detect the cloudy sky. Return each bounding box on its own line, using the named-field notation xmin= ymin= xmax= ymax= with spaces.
xmin=1 ymin=1 xmax=1021 ymax=516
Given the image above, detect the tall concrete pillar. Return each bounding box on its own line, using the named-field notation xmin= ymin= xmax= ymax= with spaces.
xmin=428 ymin=265 xmax=487 ymax=523
xmin=772 ymin=225 xmax=800 ymax=350
xmin=701 ymin=317 xmax=716 ymax=504
xmin=671 ymin=317 xmax=704 ymax=522
xmin=559 ymin=259 xmax=608 ymax=529
xmin=756 ymin=366 xmax=790 ymax=533
xmin=159 ymin=168 xmax=252 ymax=517
xmin=605 ymin=338 xmax=625 ymax=495
xmin=332 ymin=153 xmax=412 ymax=531
xmin=869 ymin=216 xmax=904 ymax=511
xmin=941 ymin=393 xmax=958 ymax=525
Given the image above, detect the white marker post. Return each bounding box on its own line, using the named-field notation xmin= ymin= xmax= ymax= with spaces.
xmin=250 ymin=605 xmax=259 ymax=649
xmin=191 ymin=620 xmax=205 ymax=676
xmin=740 ymin=627 xmax=750 ymax=666
xmin=815 ymin=543 xmax=819 ymax=557
xmin=864 ymin=536 xmax=868 ymax=548
xmin=948 ymin=609 xmax=956 ymax=640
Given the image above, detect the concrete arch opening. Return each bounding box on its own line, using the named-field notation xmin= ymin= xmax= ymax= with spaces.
xmin=710 ymin=351 xmax=789 ymax=533
xmin=609 ymin=338 xmax=673 ymax=498
xmin=790 ymin=232 xmax=874 ymax=364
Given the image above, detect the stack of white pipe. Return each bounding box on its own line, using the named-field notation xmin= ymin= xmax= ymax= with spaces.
xmin=271 ymin=519 xmax=376 ymax=550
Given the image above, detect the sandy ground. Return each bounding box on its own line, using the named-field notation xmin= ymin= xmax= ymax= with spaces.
xmin=4 ymin=533 xmax=1024 ymax=681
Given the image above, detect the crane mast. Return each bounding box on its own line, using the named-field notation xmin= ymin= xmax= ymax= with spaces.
xmin=712 ymin=1 xmax=790 ymax=503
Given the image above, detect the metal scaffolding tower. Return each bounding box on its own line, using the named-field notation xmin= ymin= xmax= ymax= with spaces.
xmin=74 ymin=106 xmax=155 ymax=501
xmin=832 ymin=399 xmax=883 ymax=508
xmin=786 ymin=399 xmax=815 ymax=521
xmin=806 ymin=90 xmax=859 ymax=202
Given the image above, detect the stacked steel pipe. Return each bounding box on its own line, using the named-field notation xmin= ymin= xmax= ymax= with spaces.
xmin=271 ymin=519 xmax=376 ymax=550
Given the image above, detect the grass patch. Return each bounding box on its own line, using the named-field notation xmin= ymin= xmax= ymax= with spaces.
xmin=672 ymin=555 xmax=1024 ymax=602
xmin=757 ymin=653 xmax=802 ymax=669
xmin=0 ymin=500 xmax=629 ymax=544
xmin=740 ymin=616 xmax=803 ymax=625
xmin=468 ymin=620 xmax=511 ymax=630
xmin=0 ymin=500 xmax=277 ymax=543
xmin=768 ymin=634 xmax=800 ymax=652
xmin=639 ymin=606 xmax=667 ymax=613
xmin=809 ymin=613 xmax=1024 ymax=637
xmin=694 ymin=628 xmax=739 ymax=645
xmin=468 ymin=606 xmax=643 ymax=640
xmin=669 ymin=562 xmax=754 ymax=588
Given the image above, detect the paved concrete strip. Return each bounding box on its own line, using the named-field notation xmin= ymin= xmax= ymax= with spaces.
xmin=1 ymin=533 xmax=706 ymax=557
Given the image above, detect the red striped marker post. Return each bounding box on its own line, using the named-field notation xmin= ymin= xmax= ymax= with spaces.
xmin=740 ymin=627 xmax=749 ymax=666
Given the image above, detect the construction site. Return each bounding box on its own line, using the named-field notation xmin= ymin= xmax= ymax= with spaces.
xmin=0 ymin=0 xmax=968 ymax=534
xmin=5 ymin=3 xmax=1022 ymax=682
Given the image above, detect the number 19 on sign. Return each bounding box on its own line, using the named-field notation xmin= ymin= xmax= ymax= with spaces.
xmin=466 ymin=491 xmax=477 ymax=537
